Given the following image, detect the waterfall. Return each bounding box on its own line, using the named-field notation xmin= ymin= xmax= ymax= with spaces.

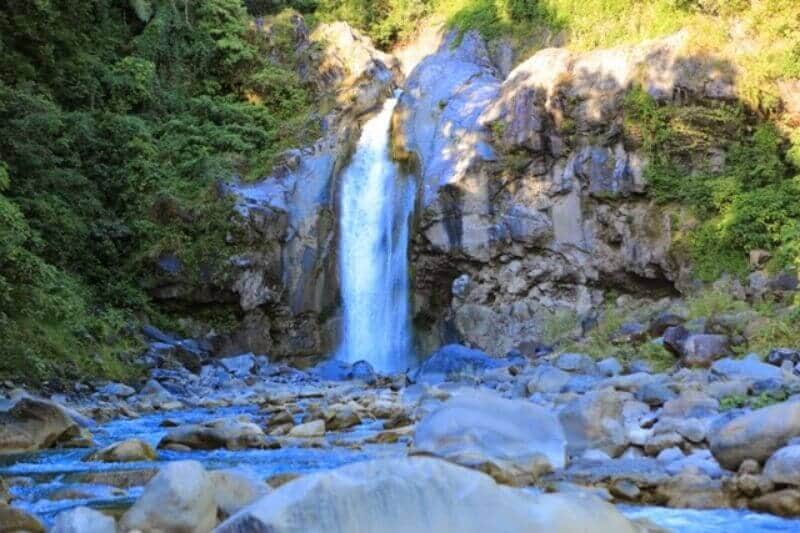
xmin=337 ymin=94 xmax=415 ymax=373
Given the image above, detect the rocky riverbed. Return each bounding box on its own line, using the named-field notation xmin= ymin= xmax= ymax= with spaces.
xmin=3 ymin=325 xmax=800 ymax=532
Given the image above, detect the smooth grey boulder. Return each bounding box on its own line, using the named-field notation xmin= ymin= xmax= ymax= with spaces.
xmin=711 ymin=354 xmax=782 ymax=382
xmin=526 ymin=365 xmax=571 ymax=394
xmin=555 ymin=353 xmax=596 ymax=374
xmin=210 ymin=468 xmax=271 ymax=518
xmin=764 ymin=445 xmax=800 ymax=486
xmin=52 ymin=506 xmax=116 ymax=533
xmin=121 ymin=460 xmax=216 ymax=533
xmin=412 ymin=391 xmax=565 ymax=484
xmin=414 ymin=344 xmax=501 ymax=384
xmin=158 ymin=417 xmax=266 ymax=451
xmin=215 ymin=458 xmax=639 ymax=533
xmin=559 ymin=388 xmax=628 ymax=458
xmin=709 ymin=401 xmax=800 ymax=471
xmin=597 ymin=357 xmax=623 ymax=377
xmin=98 ymin=382 xmax=136 ymax=398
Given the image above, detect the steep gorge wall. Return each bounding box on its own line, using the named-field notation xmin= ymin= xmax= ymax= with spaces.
xmin=393 ymin=29 xmax=743 ymax=356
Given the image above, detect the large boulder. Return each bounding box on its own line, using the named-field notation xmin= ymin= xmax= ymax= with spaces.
xmin=121 ymin=460 xmax=217 ymax=533
xmin=52 ymin=506 xmax=116 ymax=533
xmin=414 ymin=344 xmax=502 ymax=384
xmin=763 ymin=445 xmax=800 ymax=486
xmin=412 ymin=391 xmax=565 ymax=484
xmin=559 ymin=388 xmax=628 ymax=458
xmin=0 ymin=503 xmax=45 ymax=533
xmin=209 ymin=468 xmax=271 ymax=519
xmin=84 ymin=438 xmax=157 ymax=463
xmin=709 ymin=401 xmax=800 ymax=471
xmin=158 ymin=417 xmax=266 ymax=451
xmin=215 ymin=457 xmax=639 ymax=533
xmin=711 ymin=355 xmax=783 ymax=382
xmin=0 ymin=398 xmax=80 ymax=455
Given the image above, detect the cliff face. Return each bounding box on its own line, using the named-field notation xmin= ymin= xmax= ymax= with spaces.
xmin=393 ymin=30 xmax=742 ymax=356
xmin=150 ymin=20 xmax=401 ymax=360
xmin=153 ymin=20 xmax=795 ymax=363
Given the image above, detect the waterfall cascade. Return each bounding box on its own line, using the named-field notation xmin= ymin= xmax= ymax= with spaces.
xmin=337 ymin=94 xmax=416 ymax=373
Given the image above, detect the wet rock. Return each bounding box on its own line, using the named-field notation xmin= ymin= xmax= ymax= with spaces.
xmin=655 ymin=470 xmax=729 ymax=509
xmin=66 ymin=468 xmax=157 ymax=489
xmin=413 ymin=391 xmax=565 ymax=485
xmin=84 ymin=438 xmax=157 ymax=463
xmin=121 ymin=460 xmax=216 ymax=533
xmin=0 ymin=503 xmax=45 ymax=533
xmin=764 ymin=445 xmax=800 ymax=486
xmin=216 ymin=457 xmax=639 ymax=532
xmin=350 ymin=360 xmax=377 ymax=385
xmin=52 ymin=506 xmax=116 ymax=533
xmin=209 ymin=468 xmax=271 ymax=519
xmin=323 ymin=405 xmax=361 ymax=431
xmin=709 ymin=401 xmax=800 ymax=471
xmin=159 ymin=417 xmax=266 ymax=450
xmin=628 ymin=360 xmax=654 ymax=374
xmin=414 ymin=344 xmax=502 ymax=384
xmin=0 ymin=398 xmax=80 ymax=455
xmin=288 ymin=419 xmax=325 ymax=438
xmin=559 ymin=388 xmax=628 ymax=458
xmin=750 ymin=489 xmax=800 ymax=517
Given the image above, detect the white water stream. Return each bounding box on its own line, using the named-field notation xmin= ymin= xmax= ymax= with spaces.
xmin=337 ymin=95 xmax=415 ymax=373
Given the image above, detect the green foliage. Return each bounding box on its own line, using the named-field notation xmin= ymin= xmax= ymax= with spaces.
xmin=720 ymin=390 xmax=788 ymax=411
xmin=0 ymin=1 xmax=317 ymax=383
xmin=624 ymin=87 xmax=800 ymax=281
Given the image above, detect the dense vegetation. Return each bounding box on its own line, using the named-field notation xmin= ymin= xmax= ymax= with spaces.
xmin=1 ymin=0 xmax=798 ymax=383
xmin=0 ymin=0 xmax=317 ymax=382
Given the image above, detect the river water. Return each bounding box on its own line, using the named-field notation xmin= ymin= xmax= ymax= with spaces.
xmin=2 ymin=407 xmax=799 ymax=531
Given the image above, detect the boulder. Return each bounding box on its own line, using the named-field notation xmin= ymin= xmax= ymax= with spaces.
xmin=84 ymin=438 xmax=157 ymax=463
xmin=596 ymin=357 xmax=623 ymax=377
xmin=158 ymin=417 xmax=266 ymax=450
xmin=414 ymin=344 xmax=502 ymax=384
xmin=711 ymin=355 xmax=782 ymax=382
xmin=764 ymin=445 xmax=800 ymax=486
xmin=681 ymin=334 xmax=730 ymax=367
xmin=350 ymin=360 xmax=377 ymax=384
xmin=219 ymin=354 xmax=257 ymax=378
xmin=52 ymin=506 xmax=116 ymax=533
xmin=526 ymin=365 xmax=570 ymax=394
xmin=750 ymin=489 xmax=800 ymax=518
xmin=209 ymin=468 xmax=271 ymax=518
xmin=288 ymin=420 xmax=325 ymax=438
xmin=0 ymin=503 xmax=45 ymax=533
xmin=412 ymin=391 xmax=565 ymax=484
xmin=0 ymin=398 xmax=80 ymax=455
xmin=215 ymin=458 xmax=639 ymax=533
xmin=559 ymin=388 xmax=628 ymax=458
xmin=767 ymin=348 xmax=800 ymax=367
xmin=98 ymin=382 xmax=136 ymax=398
xmin=709 ymin=401 xmax=800 ymax=471
xmin=554 ymin=353 xmax=596 ymax=374
xmin=121 ymin=460 xmax=217 ymax=533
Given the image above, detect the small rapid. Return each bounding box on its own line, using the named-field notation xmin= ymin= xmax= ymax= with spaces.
xmin=337 ymin=93 xmax=416 ymax=373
